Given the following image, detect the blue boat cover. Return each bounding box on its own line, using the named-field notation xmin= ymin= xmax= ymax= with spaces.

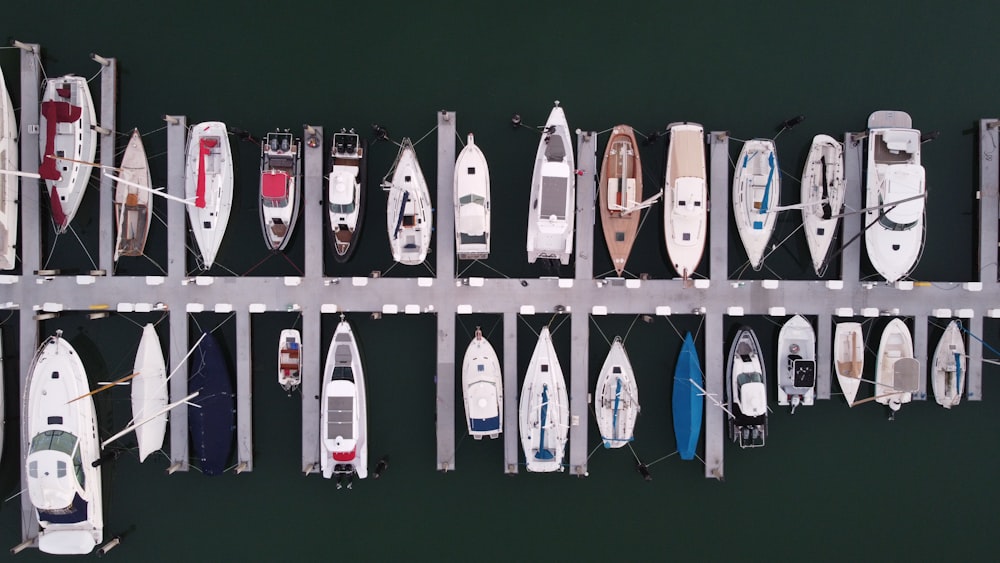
xmin=188 ymin=332 xmax=235 ymax=476
xmin=672 ymin=332 xmax=704 ymax=461
xmin=470 ymin=416 xmax=500 ymax=432
xmin=535 ymin=384 xmax=555 ymax=460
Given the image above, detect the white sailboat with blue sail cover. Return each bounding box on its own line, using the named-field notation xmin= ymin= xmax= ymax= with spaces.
xmin=733 ymin=139 xmax=779 ymax=271
xmin=519 ymin=327 xmax=569 ymax=472
xmin=594 ymin=337 xmax=639 ymax=448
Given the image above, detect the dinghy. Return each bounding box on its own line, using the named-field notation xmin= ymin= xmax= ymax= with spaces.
xmin=185 ymin=121 xmax=233 ymax=270
xmin=526 ymin=101 xmax=575 ymax=265
xmin=726 ymin=327 xmax=767 ymax=448
xmin=113 ymin=129 xmax=152 ymax=261
xmin=278 ymin=329 xmax=302 ymax=394
xmin=321 ymin=318 xmax=368 ymax=480
xmin=188 ymin=332 xmax=235 ymax=476
xmin=931 ymin=320 xmax=966 ymax=409
xmin=0 ymin=66 xmax=17 ymax=269
xmin=733 ymin=139 xmax=779 ymax=270
xmin=595 ymin=337 xmax=639 ymax=448
xmin=800 ymin=134 xmax=845 ymax=276
xmin=328 ymin=129 xmax=366 ymax=262
xmin=132 ymin=323 xmax=167 ymax=462
xmin=454 ymin=133 xmax=491 ymax=260
xmin=39 ymin=75 xmax=97 ymax=233
xmin=25 ymin=331 xmax=103 ymax=554
xmin=865 ymin=111 xmax=925 ymax=283
xmin=259 ymin=130 xmax=301 ymax=251
xmin=385 ymin=137 xmax=432 ymax=265
xmin=834 ymin=322 xmax=864 ymax=407
xmin=776 ymin=315 xmax=816 ymax=413
xmin=599 ymin=125 xmax=648 ymax=276
xmin=461 ymin=327 xmax=502 ymax=439
xmin=518 ymin=326 xmax=569 ymax=472
xmin=673 ymin=332 xmax=703 ymax=461
xmin=875 ymin=318 xmax=918 ymax=414
xmin=663 ymin=123 xmax=707 ymax=281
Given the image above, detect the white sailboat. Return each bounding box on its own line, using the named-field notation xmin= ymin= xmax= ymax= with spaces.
xmin=865 ymin=111 xmax=926 ymax=283
xmin=834 ymin=322 xmax=864 ymax=406
xmin=131 ymin=324 xmax=167 ymax=462
xmin=0 ymin=65 xmax=17 ymax=269
xmin=663 ymin=122 xmax=707 ymax=280
xmin=594 ymin=337 xmax=639 ymax=448
xmin=321 ymin=318 xmax=368 ymax=480
xmin=461 ymin=327 xmax=502 ymax=439
xmin=454 ymin=133 xmax=491 ymax=260
xmin=875 ymin=318 xmax=918 ymax=414
xmin=800 ymin=134 xmax=845 ymax=276
xmin=776 ymin=315 xmax=816 ymax=413
xmin=39 ymin=75 xmax=97 ymax=234
xmin=385 ymin=137 xmax=432 ymax=266
xmin=114 ymin=129 xmax=152 ymax=261
xmin=185 ymin=121 xmax=233 ymax=270
xmin=518 ymin=326 xmax=569 ymax=472
xmin=931 ymin=320 xmax=966 ymax=409
xmin=24 ymin=331 xmax=103 ymax=555
xmin=526 ymin=101 xmax=575 ymax=265
xmin=733 ymin=139 xmax=779 ymax=270
xmin=278 ymin=329 xmax=302 ymax=394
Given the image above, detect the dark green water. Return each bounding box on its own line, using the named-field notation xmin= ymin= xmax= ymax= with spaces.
xmin=3 ymin=1 xmax=1000 ymax=560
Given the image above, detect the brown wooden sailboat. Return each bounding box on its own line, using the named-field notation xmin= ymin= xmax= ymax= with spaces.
xmin=114 ymin=129 xmax=152 ymax=261
xmin=598 ymin=125 xmax=644 ymax=276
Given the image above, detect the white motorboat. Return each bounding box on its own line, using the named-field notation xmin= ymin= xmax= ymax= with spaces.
xmin=113 ymin=129 xmax=152 ymax=261
xmin=594 ymin=337 xmax=639 ymax=448
xmin=800 ymin=134 xmax=845 ymax=276
xmin=321 ymin=318 xmax=368 ymax=480
xmin=663 ymin=122 xmax=707 ymax=280
xmin=733 ymin=139 xmax=779 ymax=270
xmin=865 ymin=111 xmax=926 ymax=283
xmin=328 ymin=129 xmax=366 ymax=262
xmin=385 ymin=137 xmax=432 ymax=265
xmin=455 ymin=133 xmax=491 ymax=260
xmin=526 ymin=101 xmax=575 ymax=265
xmin=0 ymin=65 xmax=17 ymax=270
xmin=931 ymin=320 xmax=966 ymax=409
xmin=875 ymin=318 xmax=918 ymax=414
xmin=776 ymin=315 xmax=816 ymax=413
xmin=461 ymin=327 xmax=502 ymax=439
xmin=278 ymin=329 xmax=302 ymax=394
xmin=726 ymin=327 xmax=767 ymax=448
xmin=131 ymin=323 xmax=167 ymax=462
xmin=38 ymin=75 xmax=97 ymax=233
xmin=24 ymin=331 xmax=103 ymax=554
xmin=518 ymin=326 xmax=569 ymax=472
xmin=834 ymin=322 xmax=864 ymax=406
xmin=259 ymin=130 xmax=301 ymax=251
xmin=185 ymin=121 xmax=233 ymax=270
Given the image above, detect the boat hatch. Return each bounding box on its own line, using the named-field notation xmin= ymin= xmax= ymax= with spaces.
xmin=544 ymin=134 xmax=566 ymax=161
xmin=791 ymin=358 xmax=816 ymax=388
xmin=262 ymin=172 xmax=289 ymax=202
xmin=892 ymin=358 xmax=920 ymax=392
xmin=326 ymin=396 xmax=353 ymax=439
xmin=539 ymin=177 xmax=568 ymax=220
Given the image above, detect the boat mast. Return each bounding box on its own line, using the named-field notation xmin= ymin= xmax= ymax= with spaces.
xmin=103 ymin=172 xmax=197 ymax=206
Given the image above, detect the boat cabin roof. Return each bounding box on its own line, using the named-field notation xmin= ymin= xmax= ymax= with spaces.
xmin=262 ymin=172 xmax=288 ymax=199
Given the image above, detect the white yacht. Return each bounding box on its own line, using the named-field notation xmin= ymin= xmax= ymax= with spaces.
xmin=386 ymin=138 xmax=432 ymax=265
xmin=526 ymin=101 xmax=575 ymax=265
xmin=461 ymin=327 xmax=502 ymax=439
xmin=455 ymin=133 xmax=491 ymax=260
xmin=663 ymin=122 xmax=707 ymax=280
xmin=776 ymin=315 xmax=816 ymax=413
xmin=321 ymin=318 xmax=368 ymax=480
xmin=875 ymin=318 xmax=918 ymax=415
xmin=328 ymin=129 xmax=366 ymax=262
xmin=259 ymin=130 xmax=301 ymax=251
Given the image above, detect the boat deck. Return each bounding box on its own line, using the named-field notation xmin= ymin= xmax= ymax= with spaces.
xmin=8 ymin=43 xmax=999 ymax=549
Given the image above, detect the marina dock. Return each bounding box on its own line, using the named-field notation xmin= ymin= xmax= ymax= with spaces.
xmin=7 ymin=43 xmax=1000 ymax=549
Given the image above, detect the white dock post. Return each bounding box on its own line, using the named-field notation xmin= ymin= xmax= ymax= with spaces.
xmin=503 ymin=311 xmax=518 ymax=474
xmin=912 ymin=315 xmax=928 ymax=400
xmin=575 ymin=130 xmax=597 ymax=279
xmin=303 ymin=125 xmax=323 ymax=277
xmin=236 ymin=309 xmax=253 ymax=471
xmin=841 ymin=132 xmax=864 ymax=284
xmin=94 ymin=53 xmax=116 ymax=273
xmin=816 ymin=313 xmax=832 ymax=399
xmin=301 ymin=306 xmax=321 ymax=473
xmin=165 ymin=115 xmax=190 ymax=472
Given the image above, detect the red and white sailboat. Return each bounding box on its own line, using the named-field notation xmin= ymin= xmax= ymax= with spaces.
xmin=185 ymin=121 xmax=233 ymax=269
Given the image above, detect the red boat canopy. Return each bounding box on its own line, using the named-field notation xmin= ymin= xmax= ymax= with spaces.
xmin=195 ymin=137 xmax=219 ymax=209
xmin=332 ymin=448 xmax=356 ymax=462
xmin=38 ymin=100 xmax=83 ymax=182
xmin=261 ymin=171 xmax=289 ymax=199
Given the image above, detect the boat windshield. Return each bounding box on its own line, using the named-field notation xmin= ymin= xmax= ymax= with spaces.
xmin=263 ymin=195 xmax=288 ymax=208
xmin=329 ymin=201 xmax=356 ymax=214
xmin=459 ymin=194 xmax=486 ymax=206
xmin=877 ymin=194 xmax=919 ymax=231
xmin=736 ymin=372 xmax=763 ymax=387
xmin=29 ymin=430 xmax=85 ymax=487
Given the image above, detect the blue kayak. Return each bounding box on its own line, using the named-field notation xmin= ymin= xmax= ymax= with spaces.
xmin=672 ymin=332 xmax=703 ymax=461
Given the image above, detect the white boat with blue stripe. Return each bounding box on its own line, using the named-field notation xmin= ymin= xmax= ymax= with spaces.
xmin=518 ymin=326 xmax=569 ymax=472
xmin=594 ymin=337 xmax=639 ymax=448
xmin=733 ymin=139 xmax=779 ymax=271
xmin=462 ymin=327 xmax=502 ymax=439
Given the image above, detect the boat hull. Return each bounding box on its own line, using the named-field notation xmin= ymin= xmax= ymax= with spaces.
xmin=259 ymin=131 xmax=301 ymax=251
xmin=595 ymin=339 xmax=639 ymax=448
xmin=132 ymin=323 xmax=167 ymax=462
xmin=875 ymin=318 xmax=916 ymax=412
xmin=0 ymin=67 xmax=17 ymax=270
xmin=321 ymin=320 xmax=368 ymax=479
xmin=518 ymin=327 xmax=569 ymax=472
xmin=185 ymin=121 xmax=234 ymax=270
xmin=663 ymin=122 xmax=707 ymax=279
xmin=726 ymin=327 xmax=767 ymax=448
xmin=598 ymin=126 xmax=642 ymax=276
xmin=386 ymin=139 xmax=432 ymax=265
xmin=114 ymin=129 xmax=152 ymax=261
xmin=39 ymin=75 xmax=97 ymax=233
xmin=776 ymin=315 xmax=816 ymax=409
xmin=733 ymin=139 xmax=779 ymax=270
xmin=800 ymin=134 xmax=845 ymax=276
xmin=455 ymin=133 xmax=491 ymax=260
xmin=931 ymin=320 xmax=966 ymax=408
xmin=834 ymin=322 xmax=864 ymax=406
xmin=461 ymin=329 xmax=503 ymax=438
xmin=673 ymin=332 xmax=703 ymax=461
xmin=328 ymin=133 xmax=366 ymax=263
xmin=527 ymin=103 xmax=575 ymax=265
xmin=188 ymin=332 xmax=235 ymax=476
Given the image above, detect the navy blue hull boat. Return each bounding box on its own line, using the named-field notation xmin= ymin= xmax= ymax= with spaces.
xmin=188 ymin=332 xmax=235 ymax=476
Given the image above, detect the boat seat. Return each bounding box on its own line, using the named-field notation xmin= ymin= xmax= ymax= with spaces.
xmin=279 ymin=363 xmax=299 ymax=370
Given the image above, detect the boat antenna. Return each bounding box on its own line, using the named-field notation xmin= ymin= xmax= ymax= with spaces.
xmin=773 ymin=114 xmax=805 ymax=140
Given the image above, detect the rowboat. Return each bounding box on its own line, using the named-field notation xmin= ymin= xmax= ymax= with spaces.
xmin=663 ymin=122 xmax=707 ymax=281
xmin=732 ymin=139 xmax=779 ymax=270
xmin=259 ymin=130 xmax=301 ymax=251
xmin=131 ymin=323 xmax=167 ymax=462
xmin=321 ymin=318 xmax=368 ymax=480
xmin=833 ymin=322 xmax=864 ymax=406
xmin=185 ymin=121 xmax=233 ymax=270
xmin=595 ymin=337 xmax=639 ymax=448
xmin=461 ymin=327 xmax=502 ymax=439
xmin=188 ymin=332 xmax=235 ymax=476
xmin=518 ymin=326 xmax=569 ymax=472
xmin=454 ymin=133 xmax=491 ymax=260
xmin=800 ymin=134 xmax=845 ymax=276
xmin=278 ymin=329 xmax=302 ymax=394
xmin=598 ymin=125 xmax=644 ymax=276
xmin=113 ymin=129 xmax=152 ymax=261
xmin=39 ymin=75 xmax=97 ymax=233
xmin=526 ymin=101 xmax=575 ymax=265
xmin=673 ymin=332 xmax=703 ymax=461
xmin=25 ymin=331 xmax=103 ymax=554
xmin=328 ymin=129 xmax=366 ymax=262
xmin=726 ymin=327 xmax=767 ymax=448
xmin=0 ymin=66 xmax=17 ymax=269
xmin=931 ymin=320 xmax=966 ymax=409
xmin=385 ymin=137 xmax=432 ymax=265
xmin=776 ymin=315 xmax=816 ymax=413
xmin=875 ymin=318 xmax=918 ymax=415
xmin=865 ymin=111 xmax=926 ymax=283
